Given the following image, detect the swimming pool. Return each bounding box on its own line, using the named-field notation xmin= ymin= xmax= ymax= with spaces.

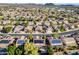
xmin=51 ymin=40 xmax=62 ymax=44
xmin=49 ymin=39 xmax=62 ymax=46
xmin=17 ymin=40 xmax=25 ymax=45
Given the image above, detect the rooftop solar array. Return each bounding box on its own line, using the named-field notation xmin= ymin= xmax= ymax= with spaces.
xmin=0 ymin=40 xmax=11 ymax=44
xmin=0 ymin=48 xmax=7 ymax=55
xmin=34 ymin=40 xmax=44 ymax=44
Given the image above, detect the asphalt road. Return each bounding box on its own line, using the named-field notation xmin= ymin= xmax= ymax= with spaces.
xmin=0 ymin=29 xmax=79 ymax=36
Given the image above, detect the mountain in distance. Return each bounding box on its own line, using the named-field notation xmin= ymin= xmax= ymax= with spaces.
xmin=45 ymin=3 xmax=55 ymax=6
xmin=45 ymin=3 xmax=79 ymax=6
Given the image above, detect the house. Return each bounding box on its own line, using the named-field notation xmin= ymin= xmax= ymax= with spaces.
xmin=47 ymin=36 xmax=53 ymax=40
xmin=35 ymin=26 xmax=43 ymax=31
xmin=64 ymin=24 xmax=69 ymax=31
xmin=14 ymin=25 xmax=24 ymax=33
xmin=69 ymin=24 xmax=75 ymax=29
xmin=20 ymin=36 xmax=25 ymax=40
xmin=34 ymin=31 xmax=41 ymax=34
xmin=33 ymin=36 xmax=41 ymax=39
xmin=46 ymin=27 xmax=52 ymax=34
xmin=44 ymin=21 xmax=50 ymax=26
xmin=75 ymin=37 xmax=79 ymax=45
xmin=63 ymin=37 xmax=77 ymax=46
xmin=52 ymin=25 xmax=59 ymax=32
xmin=26 ymin=25 xmax=33 ymax=31
xmin=36 ymin=21 xmax=42 ymax=25
xmin=2 ymin=20 xmax=11 ymax=25
xmin=64 ymin=20 xmax=69 ymax=24
xmin=76 ymin=23 xmax=79 ymax=28
xmin=29 ymin=21 xmax=34 ymax=26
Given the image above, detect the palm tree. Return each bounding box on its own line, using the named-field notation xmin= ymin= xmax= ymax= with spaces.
xmin=60 ymin=23 xmax=65 ymax=32
xmin=42 ymin=35 xmax=47 ymax=44
xmin=43 ymin=35 xmax=47 ymax=40
xmin=29 ymin=34 xmax=33 ymax=42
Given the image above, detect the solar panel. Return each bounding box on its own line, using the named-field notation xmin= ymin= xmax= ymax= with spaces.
xmin=34 ymin=40 xmax=44 ymax=44
xmin=0 ymin=40 xmax=11 ymax=44
xmin=0 ymin=48 xmax=7 ymax=55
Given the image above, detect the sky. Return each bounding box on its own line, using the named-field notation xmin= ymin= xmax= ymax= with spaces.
xmin=0 ymin=0 xmax=79 ymax=4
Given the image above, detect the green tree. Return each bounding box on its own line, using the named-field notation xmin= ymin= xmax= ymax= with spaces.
xmin=50 ymin=22 xmax=53 ymax=26
xmin=5 ymin=27 xmax=13 ymax=33
xmin=60 ymin=23 xmax=65 ymax=32
xmin=15 ymin=48 xmax=23 ymax=55
xmin=7 ymin=45 xmax=16 ymax=55
xmin=24 ymin=21 xmax=29 ymax=27
xmin=43 ymin=35 xmax=47 ymax=40
xmin=52 ymin=33 xmax=59 ymax=38
xmin=68 ymin=46 xmax=78 ymax=50
xmin=24 ymin=43 xmax=39 ymax=55
xmin=53 ymin=46 xmax=58 ymax=52
xmin=7 ymin=38 xmax=17 ymax=55
xmin=7 ymin=38 xmax=24 ymax=55
xmin=15 ymin=21 xmax=20 ymax=26
xmin=53 ymin=46 xmax=64 ymax=52
xmin=0 ymin=16 xmax=4 ymax=20
xmin=29 ymin=34 xmax=33 ymax=42
xmin=47 ymin=46 xmax=54 ymax=55
xmin=42 ymin=35 xmax=46 ymax=44
xmin=18 ymin=17 xmax=26 ymax=21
